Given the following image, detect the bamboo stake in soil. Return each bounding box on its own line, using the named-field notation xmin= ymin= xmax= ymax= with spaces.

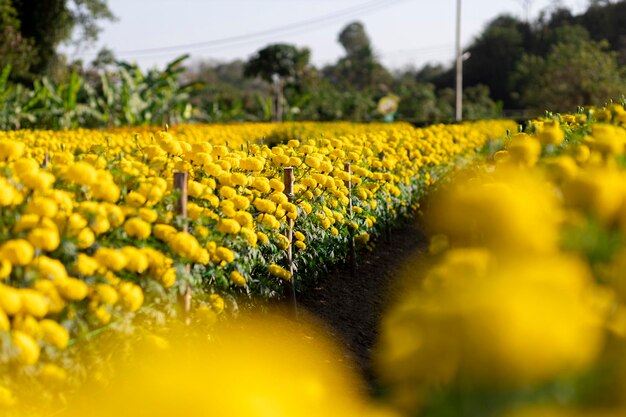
xmin=283 ymin=167 xmax=297 ymax=316
xmin=42 ymin=152 xmax=49 ymax=169
xmin=174 ymin=171 xmax=192 ymax=323
xmin=345 ymin=162 xmax=357 ymax=272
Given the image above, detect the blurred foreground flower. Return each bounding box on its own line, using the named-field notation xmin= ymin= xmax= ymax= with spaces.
xmin=56 ymin=313 xmax=396 ymax=417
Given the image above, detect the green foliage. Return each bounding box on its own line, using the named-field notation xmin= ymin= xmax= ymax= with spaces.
xmin=513 ymin=36 xmax=626 ymax=112
xmin=243 ymin=43 xmax=311 ymax=84
xmin=0 ymin=55 xmax=200 ymax=130
xmin=6 ymin=0 xmax=115 ymax=78
xmin=0 ymin=0 xmax=35 ymax=81
xmin=323 ymin=21 xmax=392 ymax=92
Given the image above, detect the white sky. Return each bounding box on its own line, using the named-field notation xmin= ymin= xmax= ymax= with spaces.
xmin=63 ymin=0 xmax=588 ymax=70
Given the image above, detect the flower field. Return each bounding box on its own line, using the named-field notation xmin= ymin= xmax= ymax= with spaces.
xmin=376 ymin=103 xmax=626 ymax=416
xmin=0 ymin=119 xmax=515 ymax=412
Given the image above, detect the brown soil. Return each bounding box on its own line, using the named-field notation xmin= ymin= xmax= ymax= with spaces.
xmin=297 ymin=218 xmax=428 ymax=390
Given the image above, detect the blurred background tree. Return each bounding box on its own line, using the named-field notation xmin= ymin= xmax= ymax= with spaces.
xmin=5 ymin=0 xmax=115 ymax=81
xmin=0 ymin=0 xmax=623 ymax=127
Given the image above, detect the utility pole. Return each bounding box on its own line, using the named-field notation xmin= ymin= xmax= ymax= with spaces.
xmin=455 ymin=0 xmax=462 ymax=122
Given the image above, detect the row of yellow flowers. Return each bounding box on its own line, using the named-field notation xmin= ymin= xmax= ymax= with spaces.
xmin=376 ymin=103 xmax=626 ymax=416
xmin=0 ymin=119 xmax=515 ymax=409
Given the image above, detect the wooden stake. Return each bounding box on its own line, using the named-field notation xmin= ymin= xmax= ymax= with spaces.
xmin=42 ymin=152 xmax=49 ymax=169
xmin=174 ymin=171 xmax=192 ymax=323
xmin=283 ymin=167 xmax=297 ymax=316
xmin=345 ymin=162 xmax=356 ymax=272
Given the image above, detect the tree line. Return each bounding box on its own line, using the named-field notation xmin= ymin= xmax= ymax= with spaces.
xmin=0 ymin=0 xmax=624 ymax=128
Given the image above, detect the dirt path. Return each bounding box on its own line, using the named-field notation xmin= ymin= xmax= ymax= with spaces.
xmin=297 ymin=218 xmax=428 ymax=390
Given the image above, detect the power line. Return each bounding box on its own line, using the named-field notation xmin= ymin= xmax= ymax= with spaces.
xmin=74 ymin=0 xmax=409 ymax=58
xmin=379 ymin=43 xmax=455 ymax=58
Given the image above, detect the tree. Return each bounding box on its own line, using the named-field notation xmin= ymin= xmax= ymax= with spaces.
xmin=0 ymin=0 xmax=35 ymax=80
xmin=9 ymin=0 xmax=115 ymax=78
xmin=243 ymin=43 xmax=310 ymax=84
xmin=462 ymin=15 xmax=531 ymax=108
xmin=512 ymin=37 xmax=626 ymax=112
xmin=244 ymin=43 xmax=311 ymax=121
xmin=323 ymin=21 xmax=392 ymax=91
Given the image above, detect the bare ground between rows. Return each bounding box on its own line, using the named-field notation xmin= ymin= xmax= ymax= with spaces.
xmin=297 ymin=217 xmax=428 ymax=391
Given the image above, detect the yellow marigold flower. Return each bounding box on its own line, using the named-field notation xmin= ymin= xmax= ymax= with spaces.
xmin=121 ymin=247 xmax=149 ymax=273
xmin=33 ymin=279 xmax=65 ymax=315
xmin=39 ymin=319 xmax=69 ymax=349
xmin=91 ymin=181 xmax=121 ymax=203
xmin=26 ymin=196 xmax=58 ymax=218
xmin=230 ymin=271 xmax=247 ymax=287
xmin=356 ymin=232 xmax=370 ymax=244
xmin=124 ymin=217 xmax=152 ymax=240
xmin=253 ymin=198 xmax=276 ymax=213
xmin=299 ymin=201 xmax=312 ymax=215
xmin=170 ymin=232 xmax=201 ymax=260
xmin=77 ymin=227 xmax=95 ymax=249
xmin=188 ymin=180 xmax=205 ymax=198
xmin=20 ymin=170 xmax=55 ymax=191
xmin=13 ymin=213 xmax=40 ymax=233
xmin=39 ymin=363 xmax=68 ymax=385
xmin=95 ymin=248 xmax=128 ymax=271
xmin=57 ymin=277 xmax=89 ymax=301
xmin=211 ymin=145 xmax=228 ymax=158
xmin=0 ymin=285 xmax=22 ymax=315
xmin=268 ymin=263 xmax=292 ymax=281
xmin=19 ymin=289 xmax=49 ymax=318
xmin=270 ymin=192 xmax=289 ymax=205
xmin=240 ymin=227 xmax=258 ymax=246
xmin=65 ymin=161 xmax=97 ymax=186
xmin=251 ymin=176 xmax=271 ymax=193
xmin=219 ymin=185 xmax=237 ymax=199
xmin=93 ymin=304 xmax=111 ymax=325
xmin=65 ymin=213 xmax=87 ymax=235
xmin=0 ymin=239 xmax=34 ymax=266
xmin=269 ymin=178 xmax=285 ymax=192
xmin=31 ymin=256 xmax=68 ymax=281
xmin=138 ymin=208 xmax=158 ymax=223
xmin=287 ymin=139 xmax=300 ymax=148
xmin=0 ymin=260 xmax=11 ymax=280
xmin=215 ymin=246 xmax=235 ymax=263
xmin=12 ymin=330 xmax=40 ymax=365
xmin=218 ymin=218 xmax=241 ymax=235
xmin=304 ymin=155 xmax=321 ymax=169
xmin=241 ymin=157 xmax=265 ymax=172
xmin=272 ymin=154 xmax=290 ymax=166
xmin=209 ymin=293 xmax=225 ymax=313
xmin=159 ymin=267 xmax=176 ymax=288
xmin=258 ymin=213 xmax=281 ymax=229
xmin=231 ymin=172 xmax=248 ymax=187
xmin=256 ymin=231 xmax=269 ymax=245
xmin=0 ymin=310 xmax=9 ymax=332
xmin=230 ymin=195 xmax=250 ymax=211
xmin=12 ymin=314 xmax=40 ymax=337
xmin=275 ymin=234 xmax=290 ymax=250
xmin=27 ymin=227 xmax=60 ymax=252
xmin=126 ymin=191 xmax=147 ymax=207
xmin=90 ymin=214 xmax=110 ymax=235
xmin=118 ymin=282 xmax=144 ymax=312
xmin=153 ymin=224 xmax=177 ymax=242
xmin=233 ymin=211 xmax=253 ymax=228
xmin=0 ymin=139 xmax=25 ymax=161
xmin=0 ymin=178 xmax=18 ymax=206
xmin=96 ymin=284 xmax=119 ymax=305
xmin=536 ymin=121 xmax=565 ymax=146
xmin=295 ymin=241 xmax=306 ymax=250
